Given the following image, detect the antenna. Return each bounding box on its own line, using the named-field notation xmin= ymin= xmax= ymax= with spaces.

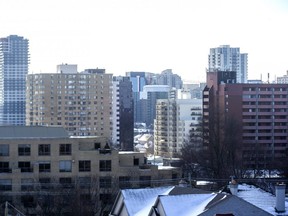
xmin=268 ymin=73 xmax=270 ymax=84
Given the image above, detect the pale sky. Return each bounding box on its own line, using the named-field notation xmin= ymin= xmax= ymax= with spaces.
xmin=0 ymin=0 xmax=287 ymax=82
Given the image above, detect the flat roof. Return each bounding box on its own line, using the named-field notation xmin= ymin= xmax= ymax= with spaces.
xmin=0 ymin=126 xmax=69 ymax=139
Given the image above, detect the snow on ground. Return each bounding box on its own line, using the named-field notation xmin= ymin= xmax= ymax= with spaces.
xmin=238 ymin=184 xmax=288 ymax=215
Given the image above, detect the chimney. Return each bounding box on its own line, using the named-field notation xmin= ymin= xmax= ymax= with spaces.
xmin=178 ymin=179 xmax=188 ymax=187
xmin=275 ymin=183 xmax=286 ymax=213
xmin=229 ymin=177 xmax=238 ymax=196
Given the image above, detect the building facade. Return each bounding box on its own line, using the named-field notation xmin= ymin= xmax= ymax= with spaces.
xmin=277 ymin=71 xmax=288 ymax=84
xmin=204 ymin=71 xmax=288 ymax=169
xmin=140 ymin=85 xmax=171 ymax=128
xmin=208 ymin=45 xmax=248 ymax=83
xmin=112 ymin=76 xmax=134 ymax=150
xmin=157 ymin=69 xmax=183 ymax=89
xmin=0 ymin=35 xmax=29 ymax=125
xmin=26 ymin=64 xmax=113 ymax=138
xmin=154 ymin=99 xmax=202 ymax=157
xmin=0 ymin=126 xmax=181 ymax=215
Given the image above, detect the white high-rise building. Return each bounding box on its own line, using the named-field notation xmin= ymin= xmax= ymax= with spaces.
xmin=208 ymin=45 xmax=248 ymax=83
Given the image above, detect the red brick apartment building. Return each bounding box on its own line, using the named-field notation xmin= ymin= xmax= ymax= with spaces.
xmin=204 ymin=71 xmax=288 ymax=169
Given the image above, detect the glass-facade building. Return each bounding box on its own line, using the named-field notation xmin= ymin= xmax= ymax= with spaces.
xmin=0 ymin=35 xmax=29 ymax=125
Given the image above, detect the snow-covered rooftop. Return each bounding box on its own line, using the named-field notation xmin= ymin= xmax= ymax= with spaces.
xmin=158 ymin=193 xmax=217 ymax=216
xmin=122 ymin=186 xmax=174 ymax=216
xmin=238 ymin=184 xmax=288 ymax=215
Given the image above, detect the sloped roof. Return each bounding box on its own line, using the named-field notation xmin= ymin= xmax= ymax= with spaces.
xmin=110 ymin=184 xmax=283 ymax=216
xmin=0 ymin=126 xmax=69 ymax=139
xmin=156 ymin=193 xmax=217 ymax=216
xmin=150 ymin=193 xmax=272 ymax=216
xmin=122 ymin=186 xmax=174 ymax=216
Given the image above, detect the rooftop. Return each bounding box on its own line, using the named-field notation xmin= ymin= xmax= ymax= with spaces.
xmin=0 ymin=126 xmax=69 ymax=139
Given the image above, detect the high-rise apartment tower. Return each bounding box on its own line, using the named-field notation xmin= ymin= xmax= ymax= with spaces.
xmin=208 ymin=45 xmax=248 ymax=83
xmin=26 ymin=64 xmax=113 ymax=138
xmin=0 ymin=35 xmax=29 ymax=125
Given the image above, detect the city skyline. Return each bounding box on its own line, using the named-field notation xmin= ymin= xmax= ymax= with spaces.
xmin=0 ymin=0 xmax=287 ymax=82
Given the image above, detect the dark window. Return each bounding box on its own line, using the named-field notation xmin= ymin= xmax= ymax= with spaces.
xmin=134 ymin=158 xmax=139 ymax=166
xmin=119 ymin=176 xmax=131 ymax=189
xmin=0 ymin=179 xmax=12 ymax=191
xmin=0 ymin=144 xmax=9 ymax=156
xmin=99 ymin=177 xmax=112 ymax=188
xmin=172 ymin=173 xmax=178 ymax=179
xmin=59 ymin=160 xmax=72 ymax=172
xmin=21 ymin=178 xmax=34 ymax=191
xmin=18 ymin=162 xmax=33 ymax=173
xmin=94 ymin=142 xmax=101 ymax=149
xmin=78 ymin=177 xmax=91 ymax=189
xmin=99 ymin=160 xmax=111 ymax=172
xmin=100 ymin=194 xmax=112 ymax=205
xmin=59 ymin=177 xmax=73 ymax=188
xmin=18 ymin=144 xmax=31 ymax=156
xmin=80 ymin=194 xmax=91 ymax=204
xmin=39 ymin=144 xmax=50 ymax=156
xmin=39 ymin=178 xmax=51 ymax=190
xmin=39 ymin=162 xmax=51 ymax=172
xmin=79 ymin=160 xmax=91 ymax=172
xmin=0 ymin=162 xmax=11 ymax=173
xmin=139 ymin=176 xmax=151 ymax=188
xmin=21 ymin=195 xmax=36 ymax=208
xmin=59 ymin=144 xmax=72 ymax=155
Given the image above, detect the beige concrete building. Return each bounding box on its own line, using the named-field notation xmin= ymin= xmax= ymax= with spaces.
xmin=26 ymin=64 xmax=113 ymax=139
xmin=0 ymin=126 xmax=180 ymax=215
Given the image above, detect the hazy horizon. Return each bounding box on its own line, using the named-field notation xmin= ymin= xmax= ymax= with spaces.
xmin=1 ymin=0 xmax=288 ymax=83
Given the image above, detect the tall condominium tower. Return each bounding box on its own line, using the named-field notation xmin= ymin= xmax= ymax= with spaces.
xmin=0 ymin=35 xmax=29 ymax=125
xmin=204 ymin=71 xmax=288 ymax=169
xmin=208 ymin=45 xmax=248 ymax=83
xmin=112 ymin=76 xmax=134 ymax=150
xmin=154 ymin=98 xmax=202 ymax=157
xmin=26 ymin=64 xmax=113 ymax=138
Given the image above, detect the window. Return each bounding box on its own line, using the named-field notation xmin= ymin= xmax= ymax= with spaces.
xmin=133 ymin=158 xmax=139 ymax=166
xmin=100 ymin=194 xmax=112 ymax=205
xmin=99 ymin=160 xmax=111 ymax=172
xmin=21 ymin=178 xmax=34 ymax=191
xmin=99 ymin=177 xmax=112 ymax=188
xmin=79 ymin=160 xmax=91 ymax=172
xmin=18 ymin=162 xmax=32 ymax=173
xmin=59 ymin=144 xmax=72 ymax=155
xmin=21 ymin=195 xmax=36 ymax=208
xmin=39 ymin=161 xmax=51 ymax=172
xmin=59 ymin=177 xmax=73 ymax=188
xmin=59 ymin=160 xmax=72 ymax=172
xmin=94 ymin=142 xmax=101 ymax=149
xmin=39 ymin=144 xmax=50 ymax=156
xmin=39 ymin=178 xmax=51 ymax=190
xmin=0 ymin=162 xmax=11 ymax=173
xmin=80 ymin=194 xmax=91 ymax=205
xmin=78 ymin=177 xmax=91 ymax=189
xmin=18 ymin=144 xmax=31 ymax=156
xmin=119 ymin=176 xmax=131 ymax=189
xmin=0 ymin=179 xmax=12 ymax=191
xmin=0 ymin=144 xmax=9 ymax=156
